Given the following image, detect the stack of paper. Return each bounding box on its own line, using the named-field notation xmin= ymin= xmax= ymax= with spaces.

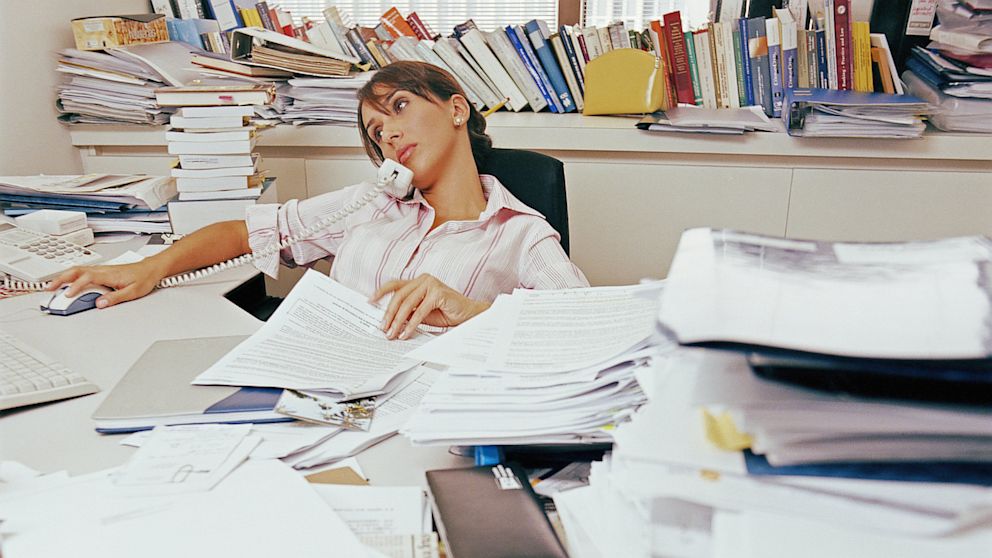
xmin=56 ymin=48 xmax=171 ymax=125
xmin=0 ymin=174 xmax=175 ymax=234
xmin=552 ymin=350 xmax=992 ymax=558
xmin=188 ymin=271 xmax=437 ymax=468
xmin=278 ymin=74 xmax=373 ymax=126
xmin=783 ymin=88 xmax=930 ymax=138
xmin=401 ymin=284 xmax=675 ymax=446
xmin=901 ymin=0 xmax=992 ymax=132
xmin=636 ymin=106 xmax=782 ymax=134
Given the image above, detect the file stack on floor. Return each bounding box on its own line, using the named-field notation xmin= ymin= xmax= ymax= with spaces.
xmin=278 ymin=73 xmax=374 ymax=126
xmin=553 ymin=228 xmax=992 ymax=558
xmin=157 ymin=84 xmax=277 ymax=235
xmin=400 ymin=284 xmax=675 ymax=447
xmin=56 ymin=48 xmax=171 ymax=125
xmin=0 ymin=175 xmax=175 ymax=236
xmin=902 ymin=0 xmax=992 ymax=132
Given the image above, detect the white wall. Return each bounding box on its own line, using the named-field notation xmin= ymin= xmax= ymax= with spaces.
xmin=0 ymin=0 xmax=148 ymax=175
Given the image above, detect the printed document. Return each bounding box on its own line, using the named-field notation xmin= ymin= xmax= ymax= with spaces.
xmin=407 ymin=285 xmax=662 ymax=373
xmin=195 ymin=270 xmax=427 ymax=398
xmin=114 ymin=424 xmax=258 ymax=493
xmin=487 ymin=284 xmax=662 ymax=372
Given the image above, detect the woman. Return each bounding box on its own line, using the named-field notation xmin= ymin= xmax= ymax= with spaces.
xmin=50 ymin=61 xmax=588 ymax=339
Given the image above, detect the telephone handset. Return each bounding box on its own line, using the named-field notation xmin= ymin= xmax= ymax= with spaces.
xmin=1 ymin=159 xmax=414 ymax=292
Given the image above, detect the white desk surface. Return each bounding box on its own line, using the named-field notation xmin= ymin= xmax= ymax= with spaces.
xmin=0 ymin=265 xmax=467 ymax=485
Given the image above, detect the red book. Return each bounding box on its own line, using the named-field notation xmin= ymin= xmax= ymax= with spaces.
xmin=574 ymin=31 xmax=590 ymax=63
xmin=834 ymin=0 xmax=854 ymax=90
xmin=380 ymin=7 xmax=417 ymax=38
xmin=406 ymin=12 xmax=436 ymax=41
xmin=650 ymin=20 xmax=678 ymax=110
xmin=662 ymin=11 xmax=695 ymax=105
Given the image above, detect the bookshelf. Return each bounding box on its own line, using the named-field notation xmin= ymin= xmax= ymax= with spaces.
xmin=70 ymin=114 xmax=992 ymax=293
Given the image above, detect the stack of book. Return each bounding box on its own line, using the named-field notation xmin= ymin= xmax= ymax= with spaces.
xmin=553 ymin=228 xmax=992 ymax=557
xmin=162 ymin=105 xmax=272 ymax=235
xmin=902 ymin=0 xmax=992 ymax=132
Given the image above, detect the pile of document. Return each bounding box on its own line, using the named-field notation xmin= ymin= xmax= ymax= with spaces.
xmin=902 ymin=0 xmax=992 ymax=132
xmin=401 ymin=283 xmax=674 ymax=446
xmin=56 ymin=48 xmax=171 ymax=125
xmin=189 ymin=270 xmax=438 ymax=469
xmin=555 ymin=351 xmax=992 ymax=558
xmin=783 ymin=88 xmax=931 ymax=138
xmin=636 ymin=106 xmax=781 ymax=134
xmin=552 ymin=228 xmax=992 ymax=557
xmin=276 ymin=74 xmax=373 ymax=126
xmin=0 ymin=174 xmax=174 ymax=234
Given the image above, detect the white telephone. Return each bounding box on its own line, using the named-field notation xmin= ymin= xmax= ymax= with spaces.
xmin=1 ymin=159 xmax=414 ymax=292
xmin=0 ymin=224 xmax=103 ymax=288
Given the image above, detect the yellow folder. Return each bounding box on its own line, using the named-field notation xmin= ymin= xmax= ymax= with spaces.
xmin=582 ymin=48 xmax=670 ymax=115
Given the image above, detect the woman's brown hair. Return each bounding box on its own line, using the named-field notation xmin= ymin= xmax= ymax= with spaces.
xmin=356 ymin=61 xmax=492 ymax=169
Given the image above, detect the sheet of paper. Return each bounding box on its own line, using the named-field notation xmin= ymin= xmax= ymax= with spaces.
xmin=120 ymin=422 xmax=342 ymax=461
xmin=1 ymin=460 xmax=373 ymax=558
xmin=403 ymin=294 xmax=513 ymax=368
xmin=195 ymin=270 xmax=427 ymax=397
xmin=486 ymin=284 xmax=662 ymax=372
xmin=114 ymin=424 xmax=258 ymax=493
xmin=312 ymin=484 xmax=426 ymax=535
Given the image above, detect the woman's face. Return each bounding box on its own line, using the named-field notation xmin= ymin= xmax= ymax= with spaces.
xmin=361 ymin=88 xmax=461 ymax=188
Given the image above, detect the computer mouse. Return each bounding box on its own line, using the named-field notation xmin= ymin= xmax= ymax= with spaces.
xmin=41 ymin=285 xmax=112 ymax=316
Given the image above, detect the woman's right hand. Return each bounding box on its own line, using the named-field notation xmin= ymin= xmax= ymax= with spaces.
xmin=47 ymin=259 xmax=168 ymax=309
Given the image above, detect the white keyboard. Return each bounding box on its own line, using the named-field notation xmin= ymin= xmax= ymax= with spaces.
xmin=0 ymin=330 xmax=98 ymax=411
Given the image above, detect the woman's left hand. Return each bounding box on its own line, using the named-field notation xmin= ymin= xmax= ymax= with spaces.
xmin=371 ymin=274 xmax=490 ymax=340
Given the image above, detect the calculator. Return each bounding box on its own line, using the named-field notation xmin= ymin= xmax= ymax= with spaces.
xmin=0 ymin=223 xmax=103 ymax=282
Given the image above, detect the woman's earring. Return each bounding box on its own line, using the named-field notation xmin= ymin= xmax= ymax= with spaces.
xmin=454 ymin=117 xmax=463 ymax=127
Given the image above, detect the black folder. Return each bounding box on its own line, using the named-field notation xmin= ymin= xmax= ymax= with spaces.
xmin=426 ymin=465 xmax=568 ymax=558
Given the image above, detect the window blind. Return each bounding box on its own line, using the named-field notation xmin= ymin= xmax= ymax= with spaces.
xmin=581 ymin=0 xmax=711 ymax=31
xmin=275 ymin=1 xmax=559 ymax=33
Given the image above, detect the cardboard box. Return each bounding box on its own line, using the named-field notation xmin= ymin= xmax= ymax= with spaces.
xmin=71 ymin=14 xmax=169 ymax=51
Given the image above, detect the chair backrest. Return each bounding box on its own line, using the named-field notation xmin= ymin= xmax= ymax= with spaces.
xmin=478 ymin=148 xmax=570 ymax=255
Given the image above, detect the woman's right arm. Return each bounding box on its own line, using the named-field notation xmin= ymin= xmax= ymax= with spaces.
xmin=48 ymin=220 xmax=250 ymax=308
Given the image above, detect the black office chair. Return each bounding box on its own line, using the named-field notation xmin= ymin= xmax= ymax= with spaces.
xmin=478 ymin=148 xmax=570 ymax=255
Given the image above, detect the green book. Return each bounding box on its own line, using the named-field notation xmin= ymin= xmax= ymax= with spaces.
xmin=684 ymin=31 xmax=704 ymax=106
xmin=732 ymin=26 xmax=748 ymax=107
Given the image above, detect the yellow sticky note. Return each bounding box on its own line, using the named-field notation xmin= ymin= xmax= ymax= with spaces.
xmin=702 ymin=409 xmax=753 ymax=451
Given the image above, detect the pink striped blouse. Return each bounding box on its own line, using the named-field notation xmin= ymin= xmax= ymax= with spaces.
xmin=245 ymin=174 xmax=589 ymax=301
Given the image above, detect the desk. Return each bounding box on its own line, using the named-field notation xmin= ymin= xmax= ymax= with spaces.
xmin=0 ymin=267 xmax=468 ymax=484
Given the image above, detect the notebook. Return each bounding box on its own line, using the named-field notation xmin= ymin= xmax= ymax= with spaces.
xmin=92 ymin=336 xmax=291 ymax=433
xmin=426 ymin=465 xmax=568 ymax=558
